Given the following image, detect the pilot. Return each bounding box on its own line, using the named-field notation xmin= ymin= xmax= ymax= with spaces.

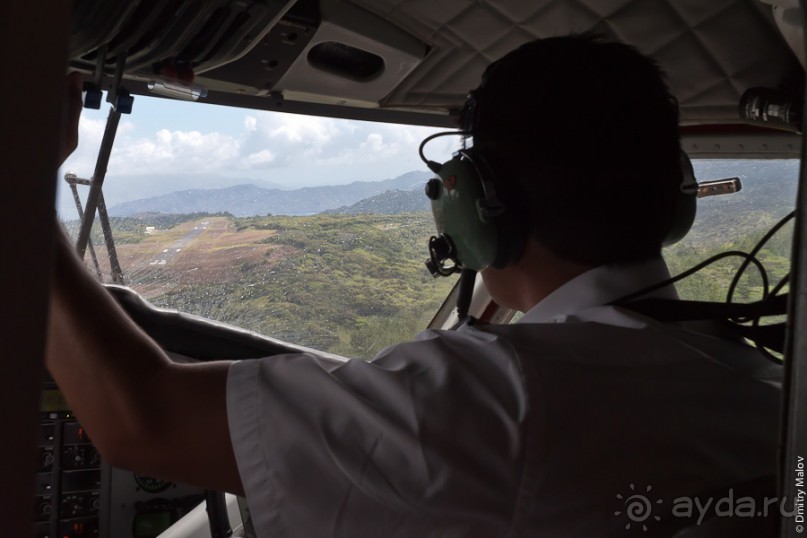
xmin=48 ymin=36 xmax=780 ymax=537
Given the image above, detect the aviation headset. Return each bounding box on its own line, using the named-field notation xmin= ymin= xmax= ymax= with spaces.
xmin=422 ymin=70 xmax=698 ymax=278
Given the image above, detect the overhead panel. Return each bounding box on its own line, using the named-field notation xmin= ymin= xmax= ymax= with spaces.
xmin=69 ymin=0 xmax=294 ymax=82
xmin=351 ymin=0 xmax=803 ymax=125
xmin=271 ymin=0 xmax=429 ymax=108
xmin=66 ymin=0 xmax=805 ymax=129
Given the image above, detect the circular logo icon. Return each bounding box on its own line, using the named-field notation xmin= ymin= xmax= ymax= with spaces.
xmin=615 ymin=484 xmax=663 ymax=532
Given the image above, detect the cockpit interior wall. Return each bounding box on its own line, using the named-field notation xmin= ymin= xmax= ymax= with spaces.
xmin=0 ymin=3 xmax=73 ymax=538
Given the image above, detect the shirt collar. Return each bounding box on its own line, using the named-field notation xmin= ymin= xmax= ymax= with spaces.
xmin=518 ymin=257 xmax=678 ymax=324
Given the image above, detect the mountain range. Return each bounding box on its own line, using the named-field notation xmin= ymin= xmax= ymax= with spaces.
xmin=107 ymin=171 xmax=431 ymax=217
xmin=95 ymin=160 xmax=800 ymax=220
xmin=325 ymin=189 xmax=429 ymax=215
xmin=57 ymin=172 xmax=285 ymax=216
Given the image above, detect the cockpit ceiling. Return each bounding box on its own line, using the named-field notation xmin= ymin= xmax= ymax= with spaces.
xmin=70 ymin=0 xmax=803 ymax=130
xmin=360 ymin=0 xmax=802 ymax=123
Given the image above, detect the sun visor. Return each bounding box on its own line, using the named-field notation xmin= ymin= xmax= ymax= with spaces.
xmin=69 ymin=0 xmax=293 ymax=80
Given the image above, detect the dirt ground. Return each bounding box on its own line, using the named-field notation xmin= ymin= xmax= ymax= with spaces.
xmin=88 ymin=216 xmax=295 ymax=299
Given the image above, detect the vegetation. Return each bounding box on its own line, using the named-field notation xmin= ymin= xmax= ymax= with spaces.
xmin=65 ymin=170 xmax=796 ymax=360
xmin=76 ymin=212 xmax=456 ymax=358
xmin=665 ymin=203 xmax=793 ymax=304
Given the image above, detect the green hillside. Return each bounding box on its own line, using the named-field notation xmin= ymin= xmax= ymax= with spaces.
xmin=66 ymin=165 xmax=797 ymax=360
xmin=665 ymin=168 xmax=795 ymax=304
xmin=78 ymin=213 xmax=457 ymax=359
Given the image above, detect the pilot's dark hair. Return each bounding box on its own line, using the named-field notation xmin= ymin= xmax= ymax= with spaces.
xmin=470 ymin=35 xmax=681 ymax=266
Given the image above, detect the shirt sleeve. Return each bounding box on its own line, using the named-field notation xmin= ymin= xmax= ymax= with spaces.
xmin=226 ymin=327 xmax=530 ymax=538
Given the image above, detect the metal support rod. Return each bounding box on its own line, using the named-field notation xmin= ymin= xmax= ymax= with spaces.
xmin=779 ymin=4 xmax=807 ymax=536
xmin=93 ymin=45 xmax=107 ymax=88
xmin=779 ymin=136 xmax=807 ymax=536
xmin=67 ymin=173 xmax=125 ymax=283
xmin=76 ymin=51 xmax=128 ymax=261
xmin=107 ymin=52 xmax=126 ymax=106
xmin=67 ymin=177 xmax=103 ymax=279
xmin=97 ymin=191 xmax=125 ymax=284
xmin=205 ymin=491 xmax=233 ymax=538
xmin=456 ymin=269 xmax=476 ymax=321
xmin=75 ymin=106 xmax=121 ymax=259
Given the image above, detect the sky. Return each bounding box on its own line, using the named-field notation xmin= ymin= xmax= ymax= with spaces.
xmin=59 ymin=94 xmax=459 ymax=203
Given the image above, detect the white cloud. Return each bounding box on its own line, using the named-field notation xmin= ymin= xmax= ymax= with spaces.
xmin=267 ymin=115 xmax=336 ymax=143
xmin=238 ymin=112 xmax=457 ymax=173
xmin=244 ymin=149 xmax=275 ymax=168
xmin=362 ymin=133 xmax=385 ymax=152
xmin=108 ymin=129 xmax=240 ymax=174
xmin=60 ymin=117 xmax=106 ymax=178
xmin=61 ymin=104 xmax=458 ymax=187
xmin=118 ymin=121 xmax=136 ymax=135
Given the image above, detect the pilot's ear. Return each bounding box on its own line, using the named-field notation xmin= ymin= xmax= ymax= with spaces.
xmin=60 ymin=72 xmax=83 ymax=165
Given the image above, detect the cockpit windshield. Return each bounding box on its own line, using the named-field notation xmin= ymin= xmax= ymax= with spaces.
xmin=59 ymin=96 xmax=460 ymax=359
xmin=58 ymin=94 xmax=799 ymax=354
xmin=665 ymin=159 xmax=797 ymax=303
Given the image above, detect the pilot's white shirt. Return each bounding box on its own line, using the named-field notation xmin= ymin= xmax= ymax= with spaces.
xmin=226 ymin=258 xmax=781 ymax=537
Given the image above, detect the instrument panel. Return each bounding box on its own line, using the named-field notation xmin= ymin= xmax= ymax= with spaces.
xmin=35 ymin=285 xmax=299 ymax=537
xmin=35 ymin=380 xmax=204 ymax=538
xmin=35 ymin=384 xmax=102 ymax=538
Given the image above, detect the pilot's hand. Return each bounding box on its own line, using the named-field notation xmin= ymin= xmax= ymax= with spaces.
xmin=60 ymin=72 xmax=83 ymax=165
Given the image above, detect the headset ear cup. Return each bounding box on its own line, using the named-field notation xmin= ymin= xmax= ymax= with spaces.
xmin=663 ymin=151 xmax=698 ymax=246
xmin=472 ymin=152 xmax=526 ymax=268
xmin=428 ymin=153 xmax=500 ymax=271
xmin=424 ymin=142 xmax=527 ymax=271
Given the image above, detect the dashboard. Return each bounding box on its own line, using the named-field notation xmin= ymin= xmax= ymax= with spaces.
xmin=35 ymin=380 xmax=205 ymax=538
xmin=34 ymin=284 xmax=339 ymax=538
xmin=35 ymin=382 xmax=102 ymax=537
